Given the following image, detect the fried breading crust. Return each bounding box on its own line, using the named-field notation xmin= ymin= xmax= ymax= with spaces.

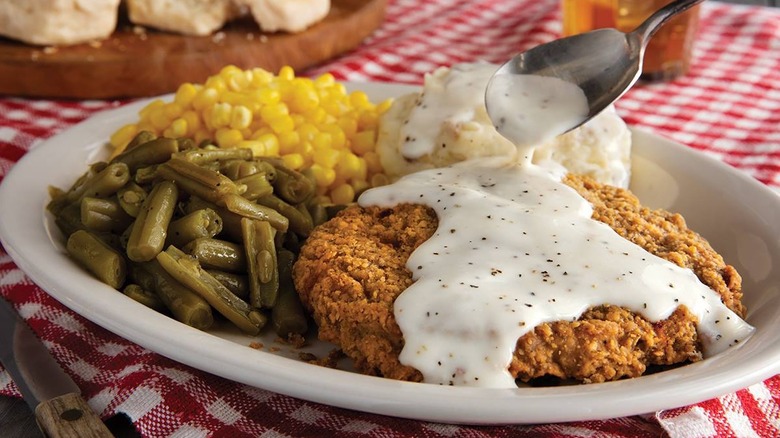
xmin=293 ymin=174 xmax=745 ymax=384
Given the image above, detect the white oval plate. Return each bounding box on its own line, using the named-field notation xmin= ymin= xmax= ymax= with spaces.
xmin=1 ymin=83 xmax=779 ymax=425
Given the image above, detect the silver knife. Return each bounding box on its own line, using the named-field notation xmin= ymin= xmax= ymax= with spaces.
xmin=0 ymin=297 xmax=112 ymax=437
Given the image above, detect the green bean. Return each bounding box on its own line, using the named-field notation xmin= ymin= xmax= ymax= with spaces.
xmin=272 ymin=249 xmax=308 ymax=338
xmin=235 ymin=173 xmax=274 ymax=201
xmin=67 ymin=162 xmax=130 ymax=204
xmin=157 ymin=158 xmax=239 ymax=204
xmin=307 ymin=202 xmax=328 ymax=227
xmin=122 ymin=283 xmax=165 ymax=311
xmin=66 ymin=230 xmax=126 ymax=289
xmin=176 ymin=137 xmax=197 ymax=151
xmin=221 ymin=159 xmax=276 ymax=181
xmin=256 ymin=194 xmax=312 ymax=236
xmin=54 ymin=202 xmax=86 ymax=237
xmin=124 ymin=131 xmax=156 ymax=152
xmin=156 ymin=246 xmax=266 ymax=335
xmin=182 ymin=197 xmax=244 ymax=242
xmin=130 ymin=261 xmax=214 ymax=330
xmin=46 ymin=186 xmax=69 ymax=217
xmin=112 ymin=137 xmax=179 ymax=172
xmin=183 ymin=237 xmax=246 ymax=273
xmin=166 ymin=208 xmax=223 ymax=248
xmin=59 ymin=161 xmax=108 ymax=205
xmin=206 ymin=269 xmax=249 ymax=300
xmin=134 ymin=164 xmax=159 ymax=185
xmin=117 ymin=182 xmax=148 ymax=217
xmin=222 ymin=193 xmax=289 ymax=233
xmin=326 ymin=204 xmax=349 ymax=220
xmin=173 ymin=147 xmax=253 ymax=165
xmin=126 ymin=180 xmax=178 ymax=262
xmin=80 ymin=197 xmax=133 ymax=233
xmin=181 ymin=196 xmax=211 ymax=214
xmin=241 ymin=218 xmax=278 ymax=309
xmin=272 ymin=166 xmax=315 ymax=204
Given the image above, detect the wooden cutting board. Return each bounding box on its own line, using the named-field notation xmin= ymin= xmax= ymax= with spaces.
xmin=0 ymin=0 xmax=386 ymax=99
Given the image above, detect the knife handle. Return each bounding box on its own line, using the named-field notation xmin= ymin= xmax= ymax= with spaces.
xmin=34 ymin=392 xmax=113 ymax=438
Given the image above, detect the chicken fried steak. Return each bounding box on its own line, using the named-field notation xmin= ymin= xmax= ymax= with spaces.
xmin=292 ymin=173 xmax=746 ymax=385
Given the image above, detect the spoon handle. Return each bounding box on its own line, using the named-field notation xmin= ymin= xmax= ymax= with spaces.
xmin=632 ymin=0 xmax=705 ymax=44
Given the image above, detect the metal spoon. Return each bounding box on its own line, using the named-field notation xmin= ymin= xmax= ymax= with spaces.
xmin=486 ymin=0 xmax=704 ymax=135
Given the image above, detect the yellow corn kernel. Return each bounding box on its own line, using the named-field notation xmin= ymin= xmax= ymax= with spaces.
xmin=355 ymin=157 xmax=368 ymax=181
xmin=313 ymin=72 xmax=335 ymax=89
xmin=110 ymin=123 xmax=138 ymax=149
xmin=204 ymin=76 xmax=227 ymax=94
xmin=330 ymin=183 xmax=355 ymax=205
xmin=312 ymin=132 xmax=332 ymax=150
xmin=295 ymin=141 xmax=314 ymax=158
xmin=358 ymin=111 xmax=379 ymax=130
xmin=192 ymin=88 xmax=219 ymax=111
xmin=278 ymin=65 xmax=295 ymax=81
xmin=260 ymin=103 xmax=289 ymax=123
xmin=148 ymin=107 xmax=172 ymax=131
xmin=321 ymin=96 xmax=346 ymax=117
xmin=335 ymin=152 xmax=361 ymax=180
xmin=174 ymin=83 xmax=199 ymax=107
xmin=277 ymin=131 xmax=300 ymax=154
xmin=377 ymin=98 xmax=393 ymax=114
xmin=220 ymin=91 xmax=245 ymax=106
xmin=252 ymin=132 xmax=280 ymax=156
xmin=296 ymin=123 xmax=318 ymax=142
xmin=257 ymin=87 xmax=280 ymax=105
xmin=138 ymin=99 xmax=165 ymax=118
xmin=309 ymin=164 xmax=336 ymax=187
xmin=363 ymin=151 xmax=383 ymax=174
xmin=210 ymin=102 xmax=232 ymax=129
xmin=181 ymin=111 xmax=201 ymax=135
xmin=163 ymin=102 xmax=184 ymax=120
xmin=215 ymin=128 xmax=244 ymax=148
xmin=302 ymin=106 xmax=327 ymax=125
xmin=289 ymin=86 xmax=319 ymax=113
xmin=349 ymin=91 xmax=372 ymax=110
xmin=337 ymin=116 xmax=358 ymax=138
xmin=351 ymin=130 xmax=376 ymax=155
xmin=281 ymin=153 xmax=305 ymax=170
xmin=268 ymin=115 xmax=294 ymax=134
xmin=290 ymin=114 xmax=305 ymax=127
xmin=219 ymin=65 xmax=243 ymax=78
xmin=230 ymin=105 xmax=253 ymax=130
xmin=250 ymin=68 xmax=274 ymax=87
xmin=221 ymin=65 xmax=249 ymax=90
xmin=313 ymin=148 xmax=340 ymax=168
xmin=164 ymin=118 xmax=188 ymax=138
xmin=234 ymin=140 xmax=262 ymax=156
xmin=326 ymin=126 xmax=347 ymax=149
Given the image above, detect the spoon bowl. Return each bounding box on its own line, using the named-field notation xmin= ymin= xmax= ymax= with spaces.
xmin=486 ymin=0 xmax=704 ymax=143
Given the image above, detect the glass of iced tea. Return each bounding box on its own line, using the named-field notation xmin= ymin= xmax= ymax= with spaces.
xmin=561 ymin=0 xmax=701 ymax=81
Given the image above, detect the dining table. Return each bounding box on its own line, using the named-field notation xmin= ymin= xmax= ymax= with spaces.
xmin=1 ymin=0 xmax=779 ymax=437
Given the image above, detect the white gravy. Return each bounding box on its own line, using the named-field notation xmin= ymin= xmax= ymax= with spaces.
xmin=359 ymin=157 xmax=754 ymax=388
xmin=486 ymin=73 xmax=590 ymax=149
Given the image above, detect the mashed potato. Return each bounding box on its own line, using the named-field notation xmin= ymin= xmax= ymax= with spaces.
xmin=376 ymin=62 xmax=632 ymax=188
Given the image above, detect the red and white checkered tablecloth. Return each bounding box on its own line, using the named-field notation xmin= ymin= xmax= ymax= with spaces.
xmin=1 ymin=0 xmax=779 ymax=437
